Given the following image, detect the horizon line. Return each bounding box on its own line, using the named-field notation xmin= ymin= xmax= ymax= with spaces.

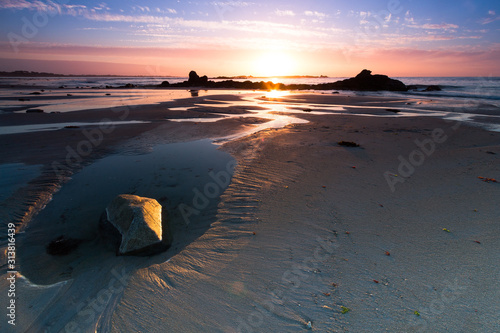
xmin=0 ymin=70 xmax=497 ymax=79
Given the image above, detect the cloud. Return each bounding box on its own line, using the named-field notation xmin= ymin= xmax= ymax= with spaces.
xmin=359 ymin=11 xmax=392 ymax=26
xmin=405 ymin=10 xmax=415 ymax=24
xmin=0 ymin=0 xmax=62 ymax=13
xmin=400 ymin=35 xmax=482 ymax=42
xmin=480 ymin=11 xmax=500 ymax=25
xmin=304 ymin=11 xmax=328 ymax=19
xmin=275 ymin=9 xmax=295 ymax=17
xmin=0 ymin=0 xmax=40 ymax=10
xmin=210 ymin=1 xmax=253 ymax=8
xmin=153 ymin=7 xmax=178 ymax=15
xmin=133 ymin=6 xmax=150 ymax=13
xmin=407 ymin=23 xmax=459 ymax=30
xmin=65 ymin=8 xmax=334 ymax=39
xmin=94 ymin=3 xmax=110 ymax=11
xmin=480 ymin=16 xmax=500 ymax=24
xmin=421 ymin=23 xmax=459 ymax=30
xmin=65 ymin=5 xmax=86 ymax=10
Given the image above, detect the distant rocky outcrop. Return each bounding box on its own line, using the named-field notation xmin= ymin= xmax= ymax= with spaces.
xmin=407 ymin=84 xmax=442 ymax=92
xmin=118 ymin=83 xmax=136 ymax=89
xmin=163 ymin=70 xmax=407 ymax=92
xmin=101 ymin=194 xmax=171 ymax=256
xmin=423 ymin=85 xmax=442 ymax=92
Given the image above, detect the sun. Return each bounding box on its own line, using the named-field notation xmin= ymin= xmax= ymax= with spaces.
xmin=253 ymin=51 xmax=295 ymax=77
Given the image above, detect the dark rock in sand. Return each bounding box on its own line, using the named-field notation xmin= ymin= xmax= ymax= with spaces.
xmin=18 ymin=98 xmax=30 ymax=101
xmin=423 ymin=85 xmax=442 ymax=92
xmin=329 ymin=70 xmax=407 ymax=91
xmin=338 ymin=141 xmax=360 ymax=147
xmin=46 ymin=236 xmax=82 ymax=255
xmin=30 ymin=92 xmax=41 ymax=95
xmin=101 ymin=194 xmax=171 ymax=256
xmin=160 ymin=81 xmax=170 ymax=87
xmin=26 ymin=108 xmax=44 ymax=113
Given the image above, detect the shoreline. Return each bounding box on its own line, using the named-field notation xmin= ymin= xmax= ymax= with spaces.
xmin=0 ymin=91 xmax=499 ymax=331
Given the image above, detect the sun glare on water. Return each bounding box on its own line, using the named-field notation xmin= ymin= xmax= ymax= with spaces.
xmin=254 ymin=51 xmax=296 ymax=77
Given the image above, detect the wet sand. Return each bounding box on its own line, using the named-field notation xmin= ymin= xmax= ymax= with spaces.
xmin=0 ymin=90 xmax=499 ymax=332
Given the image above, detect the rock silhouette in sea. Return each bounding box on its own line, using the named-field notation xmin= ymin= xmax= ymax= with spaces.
xmin=160 ymin=69 xmax=407 ymax=91
xmin=188 ymin=70 xmax=208 ymax=86
xmin=329 ymin=69 xmax=407 ymax=91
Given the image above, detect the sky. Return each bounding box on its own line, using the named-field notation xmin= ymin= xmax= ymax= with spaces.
xmin=0 ymin=0 xmax=499 ymax=77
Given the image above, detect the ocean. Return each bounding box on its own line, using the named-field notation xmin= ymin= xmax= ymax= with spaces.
xmin=1 ymin=76 xmax=499 ymax=131
xmin=1 ymin=76 xmax=499 ymax=105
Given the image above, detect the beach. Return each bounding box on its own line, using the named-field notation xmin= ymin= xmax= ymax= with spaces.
xmin=1 ymin=87 xmax=499 ymax=332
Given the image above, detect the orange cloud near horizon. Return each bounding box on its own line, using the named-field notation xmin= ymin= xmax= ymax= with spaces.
xmin=1 ymin=43 xmax=499 ymax=77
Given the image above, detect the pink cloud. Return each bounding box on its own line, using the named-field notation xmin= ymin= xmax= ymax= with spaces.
xmin=1 ymin=42 xmax=499 ymax=77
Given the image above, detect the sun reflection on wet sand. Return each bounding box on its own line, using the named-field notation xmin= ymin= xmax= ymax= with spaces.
xmin=264 ymin=89 xmax=290 ymax=99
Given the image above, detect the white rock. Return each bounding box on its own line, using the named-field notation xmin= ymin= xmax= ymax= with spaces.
xmin=106 ymin=194 xmax=163 ymax=255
